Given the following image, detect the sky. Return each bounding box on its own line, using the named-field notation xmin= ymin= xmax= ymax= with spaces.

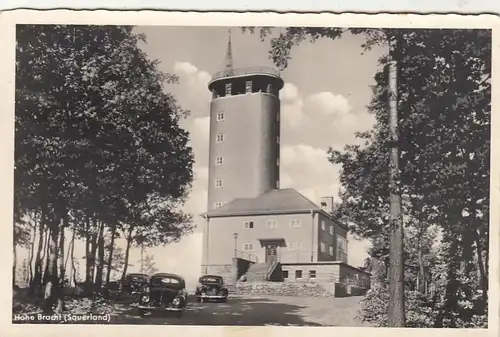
xmin=16 ymin=26 xmax=387 ymax=289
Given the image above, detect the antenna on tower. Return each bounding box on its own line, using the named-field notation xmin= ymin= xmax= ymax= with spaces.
xmin=224 ymin=28 xmax=234 ymax=76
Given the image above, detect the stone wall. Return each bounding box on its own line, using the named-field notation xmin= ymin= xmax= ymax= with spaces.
xmin=281 ymin=262 xmax=371 ymax=289
xmin=233 ymin=281 xmax=336 ymax=297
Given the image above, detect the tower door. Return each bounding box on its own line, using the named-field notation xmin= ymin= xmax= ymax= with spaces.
xmin=265 ymin=244 xmax=278 ymax=263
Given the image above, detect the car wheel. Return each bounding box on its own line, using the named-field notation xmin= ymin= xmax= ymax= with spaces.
xmin=222 ymin=297 xmax=227 ymax=303
xmin=138 ymin=309 xmax=146 ymax=318
xmin=196 ymin=297 xmax=201 ymax=302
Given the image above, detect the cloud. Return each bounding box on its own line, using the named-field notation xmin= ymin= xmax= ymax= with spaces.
xmin=281 ymin=82 xmax=299 ymax=103
xmin=171 ymin=61 xmax=212 ymax=119
xmin=304 ymin=92 xmax=352 ymax=117
xmin=281 ymin=144 xmax=340 ymax=204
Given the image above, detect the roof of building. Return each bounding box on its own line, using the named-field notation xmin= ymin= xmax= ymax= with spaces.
xmin=203 ymin=188 xmax=330 ymax=218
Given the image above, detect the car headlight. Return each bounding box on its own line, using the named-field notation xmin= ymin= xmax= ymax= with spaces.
xmin=141 ymin=295 xmax=150 ymax=303
xmin=172 ymin=297 xmax=181 ymax=306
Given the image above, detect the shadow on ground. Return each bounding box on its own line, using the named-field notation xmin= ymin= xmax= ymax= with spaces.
xmin=111 ymin=295 xmax=324 ymax=326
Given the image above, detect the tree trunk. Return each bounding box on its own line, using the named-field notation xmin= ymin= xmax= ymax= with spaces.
xmin=28 ymin=213 xmax=38 ymax=287
xmin=121 ymin=229 xmax=134 ymax=280
xmin=13 ymin=242 xmax=17 ymax=287
xmin=417 ymin=223 xmax=426 ymax=295
xmin=70 ymin=227 xmax=77 ymax=286
xmin=55 ymin=214 xmax=68 ymax=313
xmin=32 ymin=212 xmax=46 ymax=291
xmin=387 ymin=59 xmax=405 ymax=327
xmin=105 ymin=222 xmax=118 ymax=284
xmin=84 ymin=216 xmax=94 ymax=295
xmin=475 ymin=232 xmax=488 ymax=302
xmin=43 ymin=213 xmax=61 ymax=314
xmin=42 ymin=228 xmax=52 ymax=285
xmin=94 ymin=222 xmax=105 ymax=291
xmin=65 ymin=228 xmax=75 ymax=285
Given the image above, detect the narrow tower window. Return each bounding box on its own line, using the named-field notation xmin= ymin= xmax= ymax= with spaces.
xmin=225 ymin=82 xmax=232 ymax=96
xmin=266 ymin=84 xmax=272 ymax=94
xmin=214 ymin=202 xmax=223 ymax=209
xmin=217 ymin=112 xmax=225 ymax=121
xmin=215 ymin=179 xmax=223 ymax=188
xmin=277 ymin=113 xmax=280 ymax=122
xmin=215 ymin=157 xmax=224 ymax=165
xmin=216 ymin=133 xmax=225 ymax=143
xmin=245 ymin=80 xmax=252 ymax=93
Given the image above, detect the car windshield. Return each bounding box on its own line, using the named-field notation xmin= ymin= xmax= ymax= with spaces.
xmin=152 ymin=277 xmax=182 ymax=287
xmin=201 ymin=277 xmax=222 ymax=284
xmin=131 ymin=275 xmax=148 ymax=281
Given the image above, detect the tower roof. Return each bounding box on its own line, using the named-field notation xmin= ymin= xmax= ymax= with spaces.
xmin=223 ymin=29 xmax=234 ymax=77
xmin=203 ymin=188 xmax=325 ymax=218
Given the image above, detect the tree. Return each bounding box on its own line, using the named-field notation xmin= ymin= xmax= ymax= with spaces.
xmin=244 ymin=27 xmax=490 ymax=327
xmin=15 ymin=24 xmax=195 ymax=313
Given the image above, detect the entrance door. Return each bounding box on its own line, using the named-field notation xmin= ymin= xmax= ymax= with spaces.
xmin=265 ymin=244 xmax=278 ymax=263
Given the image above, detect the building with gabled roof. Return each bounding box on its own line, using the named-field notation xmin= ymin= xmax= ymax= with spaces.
xmin=200 ymin=32 xmax=370 ymax=292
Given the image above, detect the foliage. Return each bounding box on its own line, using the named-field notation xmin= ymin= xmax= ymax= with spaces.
xmin=245 ymin=27 xmax=491 ymax=327
xmin=14 ymin=24 xmax=195 ymax=311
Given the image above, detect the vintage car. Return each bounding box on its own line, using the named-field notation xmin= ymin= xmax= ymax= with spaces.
xmin=195 ymin=275 xmax=228 ymax=302
xmin=122 ymin=273 xmax=150 ymax=294
xmin=137 ymin=273 xmax=188 ymax=317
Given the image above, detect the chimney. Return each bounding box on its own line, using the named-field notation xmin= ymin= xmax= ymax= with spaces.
xmin=320 ymin=196 xmax=334 ymax=215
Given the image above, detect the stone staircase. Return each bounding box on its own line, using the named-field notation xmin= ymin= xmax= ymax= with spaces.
xmin=245 ymin=262 xmax=272 ymax=282
xmin=243 ymin=261 xmax=281 ymax=282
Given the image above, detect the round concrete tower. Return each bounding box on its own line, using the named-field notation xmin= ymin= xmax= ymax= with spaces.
xmin=206 ymin=33 xmax=284 ymax=211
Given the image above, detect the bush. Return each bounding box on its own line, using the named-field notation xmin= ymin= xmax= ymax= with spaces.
xmin=358 ymin=286 xmax=436 ymax=327
xmin=358 ymin=285 xmax=488 ymax=328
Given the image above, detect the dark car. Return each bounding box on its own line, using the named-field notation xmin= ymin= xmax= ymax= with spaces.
xmin=195 ymin=275 xmax=228 ymax=303
xmin=122 ymin=273 xmax=150 ymax=294
xmin=137 ymin=273 xmax=188 ymax=318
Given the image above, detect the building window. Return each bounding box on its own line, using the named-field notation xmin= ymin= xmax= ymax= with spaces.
xmin=309 ymin=270 xmax=316 ymax=279
xmin=243 ymin=221 xmax=254 ymax=229
xmin=267 ymin=219 xmax=278 ymax=229
xmin=214 ymin=202 xmax=223 ymax=209
xmin=321 ymin=221 xmax=326 ymax=231
xmin=329 ymin=245 xmax=334 ymax=256
xmin=243 ymin=243 xmax=254 ymax=251
xmin=277 ymin=136 xmax=280 ymax=144
xmin=290 ymin=219 xmax=301 ymax=228
xmin=289 ymin=241 xmax=302 ymax=251
xmin=277 ymin=157 xmax=280 ymax=166
xmin=225 ymin=83 xmax=232 ymax=95
xmin=215 ymin=179 xmax=223 ymax=188
xmin=215 ymin=156 xmax=223 ymax=165
xmin=320 ymin=242 xmax=326 ymax=253
xmin=216 ymin=112 xmax=225 ymax=121
xmin=295 ymin=270 xmax=303 ymax=279
xmin=283 ymin=270 xmax=289 ymax=279
xmin=336 ymin=235 xmax=348 ymax=263
xmin=216 ymin=133 xmax=224 ymax=143
xmin=277 ymin=113 xmax=280 ymax=122
xmin=329 ymin=225 xmax=334 ymax=235
xmin=245 ymin=80 xmax=252 ymax=93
